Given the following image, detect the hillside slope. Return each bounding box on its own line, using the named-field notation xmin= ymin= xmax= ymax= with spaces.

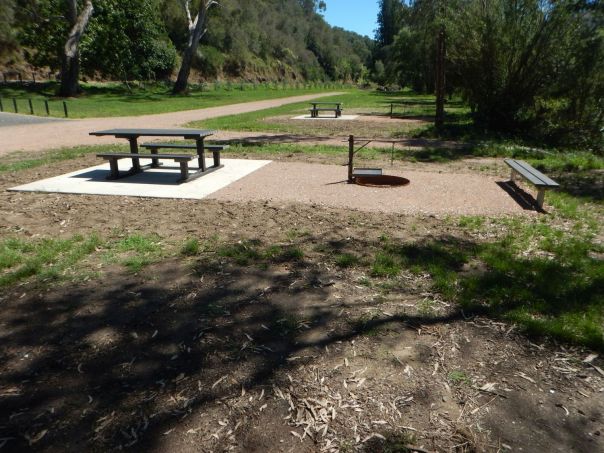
xmin=2 ymin=0 xmax=374 ymax=83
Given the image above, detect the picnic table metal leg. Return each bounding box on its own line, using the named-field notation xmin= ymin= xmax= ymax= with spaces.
xmin=108 ymin=158 xmax=119 ymax=179
xmin=536 ymin=189 xmax=545 ymax=209
xmin=510 ymin=169 xmax=517 ymax=183
xmin=128 ymin=137 xmax=141 ymax=172
xmin=150 ymin=148 xmax=159 ymax=168
xmin=212 ymin=150 xmax=220 ymax=167
xmin=196 ymin=138 xmax=206 ymax=172
xmin=179 ymin=161 xmax=189 ymax=181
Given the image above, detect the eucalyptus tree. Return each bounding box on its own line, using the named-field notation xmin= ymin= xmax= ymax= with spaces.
xmin=59 ymin=0 xmax=93 ymax=96
xmin=0 ymin=0 xmax=17 ymax=61
xmin=173 ymin=0 xmax=217 ymax=94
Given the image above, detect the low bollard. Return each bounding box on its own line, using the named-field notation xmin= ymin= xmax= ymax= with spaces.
xmin=13 ymin=98 xmax=18 ymax=113
xmin=28 ymin=99 xmax=34 ymax=115
xmin=0 ymin=98 xmax=3 ymax=112
xmin=63 ymin=101 xmax=68 ymax=117
xmin=45 ymin=100 xmax=50 ymax=116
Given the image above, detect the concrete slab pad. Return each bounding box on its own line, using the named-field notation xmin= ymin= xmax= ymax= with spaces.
xmin=9 ymin=158 xmax=271 ymax=200
xmin=291 ymin=114 xmax=359 ymax=120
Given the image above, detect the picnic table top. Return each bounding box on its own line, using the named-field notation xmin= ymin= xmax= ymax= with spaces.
xmin=310 ymin=102 xmax=342 ymax=106
xmin=89 ymin=128 xmax=215 ymax=139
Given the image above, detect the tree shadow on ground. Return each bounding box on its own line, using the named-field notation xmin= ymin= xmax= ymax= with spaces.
xmin=0 ymin=233 xmax=601 ymax=451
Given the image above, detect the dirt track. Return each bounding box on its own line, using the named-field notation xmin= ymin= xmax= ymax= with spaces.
xmin=0 ymin=92 xmax=344 ymax=155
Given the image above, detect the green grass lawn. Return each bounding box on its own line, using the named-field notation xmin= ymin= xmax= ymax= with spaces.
xmin=0 ymin=81 xmax=345 ymax=119
xmin=188 ymin=89 xmax=469 ymax=137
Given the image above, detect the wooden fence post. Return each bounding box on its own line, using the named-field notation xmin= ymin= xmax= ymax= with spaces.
xmin=348 ymin=135 xmax=354 ymax=183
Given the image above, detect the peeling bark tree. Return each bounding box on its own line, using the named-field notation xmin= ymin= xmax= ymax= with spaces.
xmin=173 ymin=0 xmax=217 ymax=94
xmin=59 ymin=0 xmax=93 ymax=97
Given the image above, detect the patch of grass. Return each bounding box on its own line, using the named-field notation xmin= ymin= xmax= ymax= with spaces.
xmin=358 ymin=276 xmax=372 ymax=287
xmin=218 ymin=240 xmax=304 ymax=266
xmin=115 ymin=234 xmax=162 ymax=253
xmin=458 ymin=216 xmax=485 ymax=230
xmin=0 ymin=81 xmax=340 ymax=118
xmin=371 ymin=252 xmax=401 ymax=277
xmin=334 ymin=252 xmax=360 ymax=268
xmin=459 ymin=230 xmax=604 ymax=349
xmin=0 ymin=144 xmax=128 ymax=174
xmin=218 ymin=240 xmax=262 ymax=265
xmin=0 ymin=234 xmax=102 ymax=287
xmin=448 ymin=370 xmax=471 ymax=385
xmin=181 ymin=238 xmax=200 ymax=256
xmin=121 ymin=255 xmax=152 ymax=273
xmin=417 ymin=298 xmax=437 ymax=316
xmin=105 ymin=233 xmax=165 ymax=273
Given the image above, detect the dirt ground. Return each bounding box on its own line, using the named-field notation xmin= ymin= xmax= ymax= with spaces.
xmin=1 ymin=146 xmax=603 ymax=453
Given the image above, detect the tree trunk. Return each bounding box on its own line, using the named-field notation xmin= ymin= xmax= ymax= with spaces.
xmin=173 ymin=0 xmax=215 ymax=94
xmin=435 ymin=25 xmax=446 ymax=129
xmin=59 ymin=0 xmax=93 ymax=97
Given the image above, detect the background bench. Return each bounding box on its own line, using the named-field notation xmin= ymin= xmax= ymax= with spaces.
xmin=309 ymin=102 xmax=342 ymax=118
xmin=97 ymin=153 xmax=197 ymax=182
xmin=504 ymin=158 xmax=559 ymax=209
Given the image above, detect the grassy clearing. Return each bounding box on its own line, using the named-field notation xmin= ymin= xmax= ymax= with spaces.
xmin=0 ymin=235 xmax=102 ymax=287
xmin=0 ymin=81 xmax=341 ymax=118
xmin=1 ymin=232 xmax=175 ymax=286
xmin=362 ymin=195 xmax=604 ymax=349
xmin=188 ymin=89 xmax=465 ymax=136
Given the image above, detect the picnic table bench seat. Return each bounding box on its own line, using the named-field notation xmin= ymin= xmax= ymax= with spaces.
xmin=142 ymin=142 xmax=228 ymax=167
xmin=504 ymin=158 xmax=559 ymax=209
xmin=96 ymin=152 xmax=219 ymax=182
xmin=309 ymin=102 xmax=343 ymax=118
xmin=141 ymin=143 xmax=228 ymax=151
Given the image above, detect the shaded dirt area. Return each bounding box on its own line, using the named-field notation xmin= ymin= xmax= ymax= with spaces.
xmin=0 ymin=154 xmax=603 ymax=452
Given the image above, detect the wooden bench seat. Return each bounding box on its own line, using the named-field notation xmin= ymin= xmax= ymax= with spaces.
xmin=504 ymin=158 xmax=559 ymax=209
xmin=97 ymin=153 xmax=198 ymax=181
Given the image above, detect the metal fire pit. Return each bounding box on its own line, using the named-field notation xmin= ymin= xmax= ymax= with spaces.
xmin=354 ymin=175 xmax=410 ymax=187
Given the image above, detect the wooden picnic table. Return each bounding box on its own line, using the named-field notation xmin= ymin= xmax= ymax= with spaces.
xmin=89 ymin=128 xmax=220 ymax=181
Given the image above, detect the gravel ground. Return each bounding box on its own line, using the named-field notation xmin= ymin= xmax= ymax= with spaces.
xmin=0 ymin=92 xmax=343 ymax=155
xmin=0 ymin=112 xmax=66 ymax=127
xmin=210 ymin=161 xmax=534 ymax=215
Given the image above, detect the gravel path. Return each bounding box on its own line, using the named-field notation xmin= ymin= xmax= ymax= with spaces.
xmin=0 ymin=112 xmax=66 ymax=127
xmin=210 ymin=161 xmax=534 ymax=215
xmin=0 ymin=92 xmax=343 ymax=155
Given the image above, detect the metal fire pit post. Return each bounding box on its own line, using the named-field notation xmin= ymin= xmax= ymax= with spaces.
xmin=348 ymin=134 xmax=354 ymax=183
